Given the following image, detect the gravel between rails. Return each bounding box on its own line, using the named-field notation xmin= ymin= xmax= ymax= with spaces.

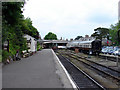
xmin=56 ymin=52 xmax=105 ymax=89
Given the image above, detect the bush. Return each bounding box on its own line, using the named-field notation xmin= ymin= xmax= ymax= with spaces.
xmin=0 ymin=55 xmax=1 ymax=62
xmin=37 ymin=42 xmax=42 ymax=51
xmin=0 ymin=49 xmax=2 ymax=55
xmin=0 ymin=49 xmax=2 ymax=62
xmin=2 ymin=50 xmax=11 ymax=62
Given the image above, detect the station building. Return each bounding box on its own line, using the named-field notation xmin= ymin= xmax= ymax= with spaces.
xmin=23 ymin=34 xmax=37 ymax=52
xmin=38 ymin=40 xmax=69 ymax=49
xmin=78 ymin=35 xmax=95 ymax=41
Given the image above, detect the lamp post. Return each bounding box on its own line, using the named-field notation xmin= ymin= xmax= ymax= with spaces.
xmin=105 ymin=34 xmax=109 ymax=61
xmin=117 ymin=29 xmax=120 ymax=86
xmin=106 ymin=33 xmax=109 ymax=46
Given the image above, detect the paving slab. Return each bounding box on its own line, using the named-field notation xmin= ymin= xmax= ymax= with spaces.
xmin=2 ymin=49 xmax=74 ymax=88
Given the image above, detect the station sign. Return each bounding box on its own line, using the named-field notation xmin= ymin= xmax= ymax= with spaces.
xmin=3 ymin=40 xmax=9 ymax=52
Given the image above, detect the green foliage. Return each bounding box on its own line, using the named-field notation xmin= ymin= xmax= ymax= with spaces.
xmin=2 ymin=2 xmax=25 ymax=43
xmin=44 ymin=32 xmax=57 ymax=40
xmin=0 ymin=55 xmax=1 ymax=62
xmin=109 ymin=21 xmax=120 ymax=46
xmin=2 ymin=50 xmax=11 ymax=62
xmin=37 ymin=42 xmax=42 ymax=51
xmin=91 ymin=22 xmax=120 ymax=46
xmin=21 ymin=18 xmax=39 ymax=39
xmin=2 ymin=2 xmax=40 ymax=61
xmin=91 ymin=27 xmax=109 ymax=41
xmin=2 ymin=2 xmax=24 ymax=26
xmin=74 ymin=36 xmax=83 ymax=40
xmin=0 ymin=49 xmax=2 ymax=55
xmin=0 ymin=50 xmax=2 ymax=62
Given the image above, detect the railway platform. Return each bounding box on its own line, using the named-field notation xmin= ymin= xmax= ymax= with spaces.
xmin=2 ymin=49 xmax=76 ymax=88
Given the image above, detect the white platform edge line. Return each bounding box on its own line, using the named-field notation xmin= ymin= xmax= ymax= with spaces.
xmin=51 ymin=49 xmax=77 ymax=88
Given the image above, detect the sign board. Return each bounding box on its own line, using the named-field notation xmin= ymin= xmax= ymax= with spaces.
xmin=3 ymin=40 xmax=9 ymax=52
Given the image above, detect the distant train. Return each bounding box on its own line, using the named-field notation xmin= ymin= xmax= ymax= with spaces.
xmin=66 ymin=39 xmax=102 ymax=55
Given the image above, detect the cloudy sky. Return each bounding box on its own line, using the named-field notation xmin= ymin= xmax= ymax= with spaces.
xmin=23 ymin=0 xmax=119 ymax=40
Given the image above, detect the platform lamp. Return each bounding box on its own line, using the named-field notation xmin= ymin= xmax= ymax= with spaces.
xmin=117 ymin=29 xmax=120 ymax=81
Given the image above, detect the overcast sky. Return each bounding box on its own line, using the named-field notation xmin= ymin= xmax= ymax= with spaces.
xmin=23 ymin=0 xmax=119 ymax=40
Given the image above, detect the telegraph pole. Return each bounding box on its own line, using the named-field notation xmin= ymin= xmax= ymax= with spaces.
xmin=118 ymin=29 xmax=120 ymax=45
xmin=117 ymin=29 xmax=120 ymax=88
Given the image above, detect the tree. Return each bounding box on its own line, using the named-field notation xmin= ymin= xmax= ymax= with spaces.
xmin=2 ymin=2 xmax=24 ymax=26
xmin=44 ymin=32 xmax=57 ymax=40
xmin=74 ymin=36 xmax=83 ymax=40
xmin=91 ymin=22 xmax=120 ymax=46
xmin=91 ymin=27 xmax=109 ymax=41
xmin=109 ymin=21 xmax=120 ymax=46
xmin=21 ymin=17 xmax=40 ymax=39
xmin=2 ymin=2 xmax=27 ymax=57
xmin=2 ymin=2 xmax=40 ymax=62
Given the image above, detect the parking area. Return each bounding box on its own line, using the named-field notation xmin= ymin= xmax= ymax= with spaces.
xmin=101 ymin=46 xmax=120 ymax=56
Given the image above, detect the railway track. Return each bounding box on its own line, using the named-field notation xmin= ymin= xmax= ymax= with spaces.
xmin=56 ymin=50 xmax=120 ymax=88
xmin=68 ymin=49 xmax=120 ymax=63
xmin=65 ymin=50 xmax=120 ymax=72
xmin=56 ymin=52 xmax=105 ymax=89
xmin=99 ymin=54 xmax=120 ymax=62
xmin=68 ymin=52 xmax=120 ymax=72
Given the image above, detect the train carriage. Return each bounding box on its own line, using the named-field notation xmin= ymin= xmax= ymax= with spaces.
xmin=66 ymin=39 xmax=102 ymax=55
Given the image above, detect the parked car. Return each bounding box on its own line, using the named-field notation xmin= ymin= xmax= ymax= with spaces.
xmin=108 ymin=48 xmax=114 ymax=54
xmin=113 ymin=49 xmax=120 ymax=55
xmin=107 ymin=47 xmax=114 ymax=54
xmin=101 ymin=46 xmax=120 ymax=55
xmin=58 ymin=46 xmax=67 ymax=49
xmin=101 ymin=48 xmax=108 ymax=54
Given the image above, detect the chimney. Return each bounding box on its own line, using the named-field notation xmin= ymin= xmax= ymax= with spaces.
xmin=85 ymin=35 xmax=89 ymax=38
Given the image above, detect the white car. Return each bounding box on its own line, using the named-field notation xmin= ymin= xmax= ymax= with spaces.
xmin=101 ymin=48 xmax=108 ymax=54
xmin=113 ymin=49 xmax=120 ymax=55
xmin=58 ymin=46 xmax=67 ymax=49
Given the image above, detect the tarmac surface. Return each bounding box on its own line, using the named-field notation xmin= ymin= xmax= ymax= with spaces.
xmin=2 ymin=49 xmax=74 ymax=88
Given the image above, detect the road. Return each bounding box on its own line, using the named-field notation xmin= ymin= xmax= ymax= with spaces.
xmin=2 ymin=49 xmax=73 ymax=88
